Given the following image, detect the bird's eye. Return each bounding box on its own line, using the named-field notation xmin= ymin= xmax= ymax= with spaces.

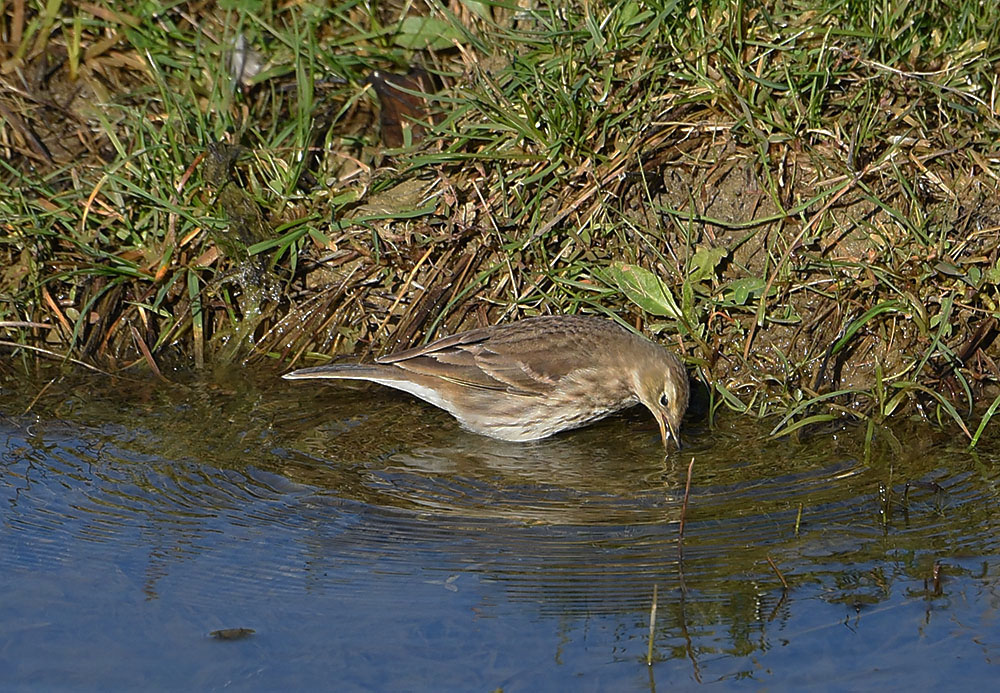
xmin=659 ymin=392 xmax=670 ymax=407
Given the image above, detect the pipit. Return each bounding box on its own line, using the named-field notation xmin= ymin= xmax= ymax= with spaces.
xmin=283 ymin=315 xmax=689 ymax=449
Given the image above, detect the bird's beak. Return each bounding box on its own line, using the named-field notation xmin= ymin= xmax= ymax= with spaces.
xmin=656 ymin=412 xmax=682 ymax=451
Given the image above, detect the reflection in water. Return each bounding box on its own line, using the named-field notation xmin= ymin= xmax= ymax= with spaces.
xmin=1 ymin=369 xmax=999 ymax=688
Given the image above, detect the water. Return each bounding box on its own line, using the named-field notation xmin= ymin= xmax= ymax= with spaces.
xmin=1 ymin=368 xmax=998 ymax=690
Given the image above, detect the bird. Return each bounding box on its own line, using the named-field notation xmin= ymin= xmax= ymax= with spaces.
xmin=282 ymin=315 xmax=689 ymax=449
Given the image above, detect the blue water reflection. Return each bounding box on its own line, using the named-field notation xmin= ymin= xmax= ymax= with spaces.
xmin=0 ymin=372 xmax=998 ymax=689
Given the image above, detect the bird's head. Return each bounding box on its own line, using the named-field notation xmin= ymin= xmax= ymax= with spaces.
xmin=633 ymin=349 xmax=689 ymax=450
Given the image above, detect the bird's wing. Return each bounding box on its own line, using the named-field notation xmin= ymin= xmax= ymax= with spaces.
xmin=377 ymin=321 xmax=609 ymax=395
xmin=375 ymin=326 xmax=519 ymax=391
xmin=375 ymin=325 xmax=494 ymax=363
xmin=469 ymin=340 xmax=584 ymax=393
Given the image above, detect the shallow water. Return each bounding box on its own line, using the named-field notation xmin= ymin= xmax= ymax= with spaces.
xmin=1 ymin=367 xmax=998 ymax=690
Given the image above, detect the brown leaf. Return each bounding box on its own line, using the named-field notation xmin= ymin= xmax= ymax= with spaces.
xmin=366 ymin=68 xmax=437 ymax=147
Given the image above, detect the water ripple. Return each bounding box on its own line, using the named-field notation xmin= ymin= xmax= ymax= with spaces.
xmin=2 ymin=373 xmax=999 ymax=623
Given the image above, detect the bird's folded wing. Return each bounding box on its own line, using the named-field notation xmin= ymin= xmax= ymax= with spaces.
xmin=375 ymin=326 xmax=493 ymax=364
xmin=373 ymin=317 xmax=618 ymax=394
xmin=384 ymin=347 xmax=530 ymax=393
xmin=388 ymin=343 xmax=594 ymax=396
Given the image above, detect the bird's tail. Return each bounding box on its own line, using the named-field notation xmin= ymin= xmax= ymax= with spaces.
xmin=281 ymin=363 xmax=390 ymax=381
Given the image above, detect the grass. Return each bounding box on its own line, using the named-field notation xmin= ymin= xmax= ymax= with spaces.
xmin=2 ymin=0 xmax=1000 ymax=441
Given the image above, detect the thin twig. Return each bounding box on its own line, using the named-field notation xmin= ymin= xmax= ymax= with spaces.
xmin=0 ymin=321 xmax=57 ymax=330
xmin=0 ymin=341 xmax=109 ymax=374
xmin=23 ymin=378 xmax=57 ymax=415
xmin=129 ymin=323 xmax=167 ymax=381
xmin=678 ymin=456 xmax=695 ymax=546
xmin=766 ymin=554 xmax=789 ymax=591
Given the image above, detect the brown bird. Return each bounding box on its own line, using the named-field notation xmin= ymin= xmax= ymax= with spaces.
xmin=282 ymin=315 xmax=689 ymax=448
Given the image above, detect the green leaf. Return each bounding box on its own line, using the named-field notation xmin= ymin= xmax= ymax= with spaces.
xmin=985 ymin=259 xmax=1000 ymax=285
xmin=688 ymin=246 xmax=727 ymax=284
xmin=458 ymin=0 xmax=491 ymax=19
xmin=219 ymin=0 xmax=263 ymax=10
xmin=308 ymin=228 xmax=331 ymax=246
xmin=714 ymin=382 xmax=749 ymax=413
xmin=394 ymin=16 xmax=465 ymax=50
xmin=934 ymin=260 xmax=963 ymax=277
xmin=771 ymin=413 xmax=841 ymax=438
xmin=966 ymin=265 xmax=982 ymax=288
xmin=831 ymin=301 xmax=902 ymax=355
xmin=725 ymin=277 xmax=766 ymax=305
xmin=606 ymin=263 xmax=682 ymax=319
xmin=891 ymin=381 xmax=971 ymax=439
xmin=970 ymin=392 xmax=1000 ymax=449
xmin=769 ymin=388 xmax=860 ymax=437
xmin=681 ymin=279 xmax=694 ymax=319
